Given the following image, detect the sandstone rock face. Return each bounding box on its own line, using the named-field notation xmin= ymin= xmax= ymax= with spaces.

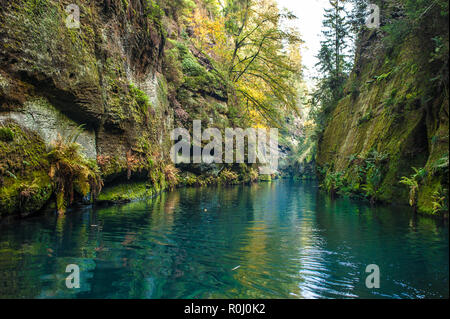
xmin=0 ymin=0 xmax=170 ymax=172
xmin=316 ymin=2 xmax=449 ymax=214
xmin=0 ymin=0 xmax=241 ymax=217
xmin=0 ymin=0 xmax=174 ymax=216
xmin=0 ymin=98 xmax=97 ymax=159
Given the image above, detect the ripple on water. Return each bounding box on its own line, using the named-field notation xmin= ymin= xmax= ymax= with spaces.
xmin=0 ymin=180 xmax=448 ymax=299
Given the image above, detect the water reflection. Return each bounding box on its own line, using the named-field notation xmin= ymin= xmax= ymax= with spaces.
xmin=0 ymin=180 xmax=448 ymax=299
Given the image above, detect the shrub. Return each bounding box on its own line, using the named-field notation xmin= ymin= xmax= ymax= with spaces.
xmin=322 ymin=171 xmax=346 ymax=198
xmin=431 ymin=186 xmax=448 ymax=214
xmin=360 ymin=150 xmax=389 ymax=203
xmin=399 ymin=167 xmax=427 ymax=210
xmin=47 ymin=135 xmax=103 ymax=214
xmin=249 ymin=168 xmax=259 ymax=183
xmin=219 ymin=168 xmax=239 ymax=184
xmin=164 ymin=164 xmax=180 ymax=190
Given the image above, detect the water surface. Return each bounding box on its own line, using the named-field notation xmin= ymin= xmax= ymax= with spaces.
xmin=0 ymin=180 xmax=448 ymax=298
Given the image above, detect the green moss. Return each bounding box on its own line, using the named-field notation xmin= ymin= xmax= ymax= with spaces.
xmin=259 ymin=174 xmax=272 ymax=182
xmin=316 ymin=29 xmax=449 ymax=214
xmin=0 ymin=121 xmax=52 ymax=216
xmin=0 ymin=171 xmax=53 ymax=216
xmin=0 ymin=127 xmax=14 ymax=142
xmin=97 ymin=181 xmax=160 ymax=203
xmin=97 ymin=155 xmax=127 ymax=178
xmin=23 ymin=0 xmax=49 ymax=16
xmin=169 ymin=40 xmax=227 ymax=99
xmin=17 ymin=172 xmax=53 ymax=214
xmin=374 ymin=70 xmax=393 ymax=82
xmin=384 ymin=88 xmax=399 ymax=108
xmin=129 ymin=83 xmax=151 ymax=114
xmin=417 ymin=179 xmax=440 ymax=215
xmin=357 ymin=110 xmax=374 ymax=126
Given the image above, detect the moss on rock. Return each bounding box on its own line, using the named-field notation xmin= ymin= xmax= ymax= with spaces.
xmin=317 ymin=28 xmax=449 ymax=215
xmin=96 ymin=181 xmax=161 ymax=204
xmin=0 ymin=120 xmax=52 ymax=216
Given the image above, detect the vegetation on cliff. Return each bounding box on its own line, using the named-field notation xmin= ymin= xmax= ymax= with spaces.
xmin=0 ymin=0 xmax=304 ymax=216
xmin=314 ymin=0 xmax=449 ymax=215
xmin=0 ymin=0 xmax=447 ymax=217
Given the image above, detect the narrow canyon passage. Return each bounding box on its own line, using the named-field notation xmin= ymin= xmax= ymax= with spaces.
xmin=0 ymin=181 xmax=447 ymax=299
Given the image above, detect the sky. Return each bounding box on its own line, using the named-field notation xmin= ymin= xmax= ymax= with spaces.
xmin=277 ymin=0 xmax=330 ymax=85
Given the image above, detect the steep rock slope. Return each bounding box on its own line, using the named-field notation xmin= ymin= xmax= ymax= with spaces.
xmin=316 ymin=1 xmax=449 ymax=215
xmin=0 ymin=0 xmax=241 ymax=216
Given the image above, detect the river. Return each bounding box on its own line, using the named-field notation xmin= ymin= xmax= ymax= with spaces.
xmin=0 ymin=180 xmax=448 ymax=298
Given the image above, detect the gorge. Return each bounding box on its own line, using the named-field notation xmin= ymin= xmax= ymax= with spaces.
xmin=0 ymin=0 xmax=448 ymax=300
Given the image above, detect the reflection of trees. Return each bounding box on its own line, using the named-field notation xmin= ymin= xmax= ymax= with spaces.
xmin=1 ymin=181 xmax=447 ymax=299
xmin=149 ymin=184 xmax=259 ymax=298
xmin=0 ymin=208 xmax=96 ymax=298
xmin=313 ymin=193 xmax=448 ymax=298
xmin=0 ymin=181 xmax=319 ymax=298
xmin=215 ymin=181 xmax=318 ymax=298
xmin=0 ymin=234 xmax=47 ymax=298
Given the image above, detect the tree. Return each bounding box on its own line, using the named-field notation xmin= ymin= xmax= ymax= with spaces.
xmin=348 ymin=0 xmax=369 ymax=36
xmin=188 ymin=0 xmax=303 ymax=126
xmin=313 ymin=0 xmax=352 ymax=123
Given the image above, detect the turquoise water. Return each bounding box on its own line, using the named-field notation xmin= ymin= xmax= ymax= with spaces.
xmin=0 ymin=180 xmax=448 ymax=299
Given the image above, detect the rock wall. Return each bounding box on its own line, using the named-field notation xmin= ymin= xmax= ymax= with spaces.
xmin=0 ymin=0 xmax=243 ymax=217
xmin=0 ymin=0 xmax=261 ymax=217
xmin=0 ymin=97 xmax=97 ymax=158
xmin=316 ymin=1 xmax=449 ymax=215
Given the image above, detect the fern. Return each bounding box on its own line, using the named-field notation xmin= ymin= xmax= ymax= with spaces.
xmin=164 ymin=164 xmax=179 ymax=190
xmin=431 ymin=186 xmax=448 ymax=214
xmin=47 ymin=134 xmax=103 ymax=214
xmin=399 ymin=167 xmax=426 ymax=209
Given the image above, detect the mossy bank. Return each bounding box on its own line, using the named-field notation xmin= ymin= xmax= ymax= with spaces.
xmin=316 ymin=1 xmax=449 ymax=216
xmin=0 ymin=0 xmax=259 ymax=218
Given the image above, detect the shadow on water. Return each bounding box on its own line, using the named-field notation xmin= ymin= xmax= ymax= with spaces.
xmin=0 ymin=180 xmax=448 ymax=298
